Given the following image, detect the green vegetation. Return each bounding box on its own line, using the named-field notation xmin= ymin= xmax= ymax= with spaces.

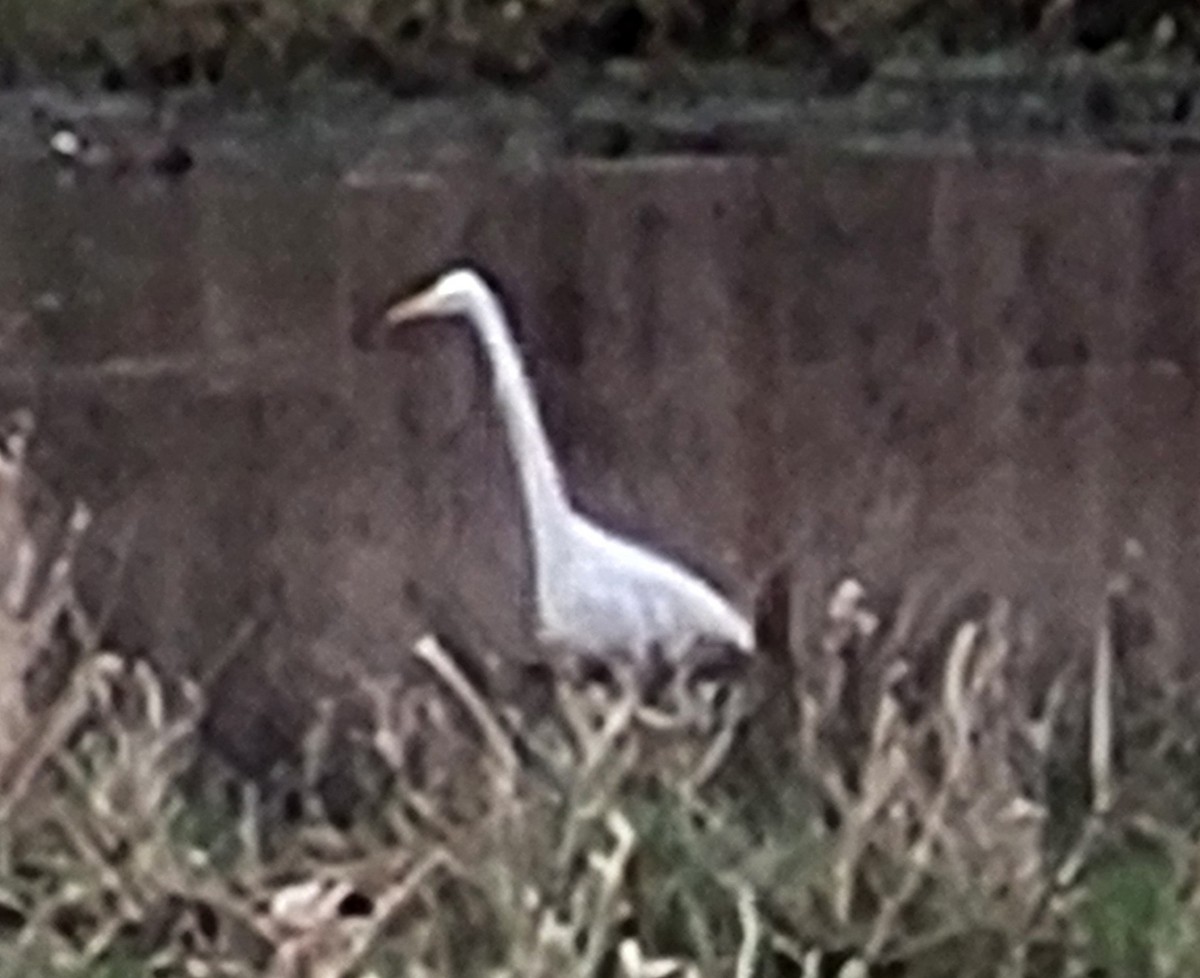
xmin=0 ymin=0 xmax=1197 ymax=94
xmin=6 ymin=574 xmax=1200 ymax=978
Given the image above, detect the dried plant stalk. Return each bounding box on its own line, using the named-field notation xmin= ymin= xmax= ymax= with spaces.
xmin=413 ymin=633 xmax=520 ymax=790
xmin=1090 ymin=614 xmax=1114 ymax=816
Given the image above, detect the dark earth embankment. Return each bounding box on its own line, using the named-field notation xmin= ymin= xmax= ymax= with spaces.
xmin=3 ymin=36 xmax=1200 ymax=777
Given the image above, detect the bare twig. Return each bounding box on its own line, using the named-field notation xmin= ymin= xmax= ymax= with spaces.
xmin=413 ymin=633 xmax=519 ymax=789
xmin=1090 ymin=613 xmax=1115 ymax=817
xmin=579 ymin=811 xmax=637 ymax=978
xmin=734 ymin=883 xmax=760 ymax=978
xmin=0 ymin=653 xmax=124 ymax=819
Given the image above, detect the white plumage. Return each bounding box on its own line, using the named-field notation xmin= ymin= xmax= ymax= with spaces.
xmin=376 ymin=266 xmax=755 ymax=686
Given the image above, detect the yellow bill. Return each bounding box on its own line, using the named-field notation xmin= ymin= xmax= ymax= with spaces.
xmin=383 ymin=286 xmax=443 ymax=327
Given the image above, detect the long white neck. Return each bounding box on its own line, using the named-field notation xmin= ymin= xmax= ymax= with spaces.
xmin=463 ymin=288 xmax=572 ymax=572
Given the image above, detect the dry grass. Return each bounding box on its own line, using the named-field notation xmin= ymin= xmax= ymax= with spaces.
xmin=0 ymin=583 xmax=1194 ymax=978
xmin=3 ymin=405 xmax=1200 ymax=977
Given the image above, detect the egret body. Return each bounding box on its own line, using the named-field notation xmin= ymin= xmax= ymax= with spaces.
xmin=369 ymin=267 xmax=755 ymax=686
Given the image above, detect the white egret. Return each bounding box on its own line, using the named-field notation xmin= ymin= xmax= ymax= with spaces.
xmin=359 ymin=265 xmax=755 ymax=694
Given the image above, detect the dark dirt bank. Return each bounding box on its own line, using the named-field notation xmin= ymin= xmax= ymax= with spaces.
xmin=5 ymin=38 xmax=1200 ymax=779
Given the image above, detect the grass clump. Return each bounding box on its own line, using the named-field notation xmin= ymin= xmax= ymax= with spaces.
xmin=3 ymin=575 xmax=1200 ymax=978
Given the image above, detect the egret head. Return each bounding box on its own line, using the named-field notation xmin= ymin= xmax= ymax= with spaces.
xmin=352 ymin=265 xmax=497 ymax=350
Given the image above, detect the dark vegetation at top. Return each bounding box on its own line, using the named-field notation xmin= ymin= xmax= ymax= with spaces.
xmin=0 ymin=0 xmax=1198 ymax=99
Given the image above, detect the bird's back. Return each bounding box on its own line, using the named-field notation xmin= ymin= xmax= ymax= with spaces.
xmin=538 ymin=515 xmax=753 ymax=664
